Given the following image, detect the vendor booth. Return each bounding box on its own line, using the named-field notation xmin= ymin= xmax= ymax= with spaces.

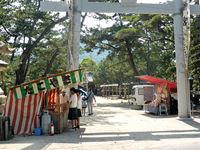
xmin=136 ymin=75 xmax=177 ymax=115
xmin=2 ymin=69 xmax=84 ymax=135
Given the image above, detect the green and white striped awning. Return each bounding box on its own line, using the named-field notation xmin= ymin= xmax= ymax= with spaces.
xmin=12 ymin=69 xmax=84 ymax=99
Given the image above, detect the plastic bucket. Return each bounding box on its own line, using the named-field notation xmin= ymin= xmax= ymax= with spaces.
xmin=34 ymin=128 xmax=41 ymax=136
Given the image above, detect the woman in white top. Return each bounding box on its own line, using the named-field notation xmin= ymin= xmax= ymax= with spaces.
xmin=76 ymin=90 xmax=82 ymax=129
xmin=68 ymin=87 xmax=78 ymax=129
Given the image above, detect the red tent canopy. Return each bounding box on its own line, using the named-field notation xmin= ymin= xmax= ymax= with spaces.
xmin=136 ymin=75 xmax=177 ymax=92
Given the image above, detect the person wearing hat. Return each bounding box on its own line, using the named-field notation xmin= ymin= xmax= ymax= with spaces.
xmin=60 ymin=89 xmax=68 ymax=112
xmin=68 ymin=87 xmax=78 ymax=129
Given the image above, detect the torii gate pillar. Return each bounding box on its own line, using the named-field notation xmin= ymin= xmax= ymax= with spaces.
xmin=68 ymin=0 xmax=81 ymax=70
xmin=174 ymin=0 xmax=191 ymax=118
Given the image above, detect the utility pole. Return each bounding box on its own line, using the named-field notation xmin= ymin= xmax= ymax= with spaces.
xmin=40 ymin=0 xmax=200 ymax=119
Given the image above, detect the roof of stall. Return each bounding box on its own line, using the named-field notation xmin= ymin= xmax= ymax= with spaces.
xmin=136 ymin=75 xmax=177 ymax=92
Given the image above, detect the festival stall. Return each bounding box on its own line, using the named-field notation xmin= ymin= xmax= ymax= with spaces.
xmin=136 ymin=75 xmax=177 ymax=115
xmin=2 ymin=69 xmax=84 ymax=135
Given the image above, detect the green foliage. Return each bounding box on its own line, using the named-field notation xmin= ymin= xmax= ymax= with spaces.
xmin=0 ymin=0 xmax=69 ymax=85
xmin=29 ymin=38 xmax=68 ymax=80
xmin=115 ymin=28 xmax=138 ymax=40
xmin=190 ymin=16 xmax=200 ymax=91
xmin=95 ymin=57 xmax=133 ymax=86
xmin=82 ymin=13 xmax=176 ymax=86
xmin=80 ymin=57 xmax=97 ymax=72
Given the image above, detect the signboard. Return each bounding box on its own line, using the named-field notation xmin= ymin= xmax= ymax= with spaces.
xmin=12 ymin=69 xmax=84 ymax=99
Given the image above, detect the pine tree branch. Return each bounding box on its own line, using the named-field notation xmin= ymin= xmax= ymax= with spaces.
xmin=81 ymin=13 xmax=87 ymax=27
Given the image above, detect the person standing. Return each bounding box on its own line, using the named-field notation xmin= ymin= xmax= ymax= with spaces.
xmin=59 ymin=89 xmax=69 ymax=129
xmin=77 ymin=87 xmax=87 ymax=116
xmin=68 ymin=87 xmax=78 ymax=129
xmin=60 ymin=89 xmax=68 ymax=112
xmin=76 ymin=90 xmax=82 ymax=128
xmin=82 ymin=99 xmax=87 ymax=116
xmin=87 ymin=88 xmax=96 ymax=116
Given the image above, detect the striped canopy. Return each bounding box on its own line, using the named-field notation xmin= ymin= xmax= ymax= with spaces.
xmin=2 ymin=69 xmax=84 ymax=135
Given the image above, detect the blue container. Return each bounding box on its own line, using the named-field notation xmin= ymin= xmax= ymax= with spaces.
xmin=34 ymin=128 xmax=41 ymax=136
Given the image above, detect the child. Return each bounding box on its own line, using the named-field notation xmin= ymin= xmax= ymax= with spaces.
xmin=82 ymin=99 xmax=87 ymax=116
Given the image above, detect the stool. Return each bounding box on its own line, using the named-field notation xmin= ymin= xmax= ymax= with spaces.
xmin=159 ymin=103 xmax=168 ymax=115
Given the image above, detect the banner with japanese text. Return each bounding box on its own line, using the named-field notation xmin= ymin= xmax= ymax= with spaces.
xmin=12 ymin=69 xmax=84 ymax=99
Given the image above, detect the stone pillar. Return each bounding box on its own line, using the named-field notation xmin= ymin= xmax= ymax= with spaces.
xmin=173 ymin=0 xmax=191 ymax=118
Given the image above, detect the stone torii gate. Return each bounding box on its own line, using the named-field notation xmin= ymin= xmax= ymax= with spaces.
xmin=40 ymin=0 xmax=200 ymax=119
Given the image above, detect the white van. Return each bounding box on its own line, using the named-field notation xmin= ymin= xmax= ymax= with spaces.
xmin=128 ymin=85 xmax=154 ymax=106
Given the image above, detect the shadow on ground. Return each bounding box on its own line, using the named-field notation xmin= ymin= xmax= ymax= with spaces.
xmin=97 ymin=101 xmax=143 ymax=110
xmin=142 ymin=113 xmax=178 ymax=119
xmin=0 ymin=128 xmax=85 ymax=150
xmin=3 ymin=126 xmax=200 ymax=150
xmin=81 ymin=128 xmax=200 ymax=142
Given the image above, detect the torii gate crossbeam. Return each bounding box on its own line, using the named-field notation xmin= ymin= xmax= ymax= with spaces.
xmin=40 ymin=0 xmax=200 ymax=119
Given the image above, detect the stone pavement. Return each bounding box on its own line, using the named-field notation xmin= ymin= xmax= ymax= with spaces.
xmin=1 ymin=96 xmax=200 ymax=150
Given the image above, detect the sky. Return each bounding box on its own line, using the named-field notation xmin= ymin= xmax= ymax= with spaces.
xmin=83 ymin=0 xmax=171 ymax=28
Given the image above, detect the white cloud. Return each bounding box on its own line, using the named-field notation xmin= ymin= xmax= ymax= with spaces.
xmin=83 ymin=14 xmax=115 ymax=29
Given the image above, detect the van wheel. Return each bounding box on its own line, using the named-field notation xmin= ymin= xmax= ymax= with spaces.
xmin=132 ymin=98 xmax=136 ymax=105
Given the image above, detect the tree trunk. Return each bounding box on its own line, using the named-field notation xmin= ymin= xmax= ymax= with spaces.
xmin=15 ymin=56 xmax=29 ymax=85
xmin=15 ymin=15 xmax=68 ymax=85
xmin=146 ymin=39 xmax=152 ymax=75
xmin=125 ymin=40 xmax=139 ymax=75
xmin=43 ymin=49 xmax=59 ymax=77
